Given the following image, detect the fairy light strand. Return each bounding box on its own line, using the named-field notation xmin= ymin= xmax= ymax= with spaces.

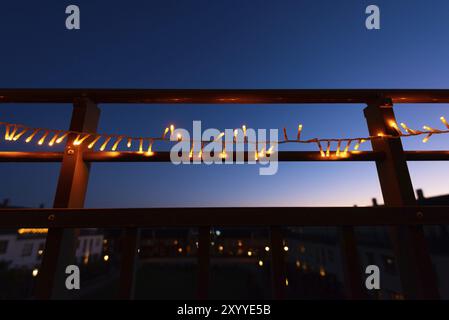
xmin=1 ymin=117 xmax=449 ymax=158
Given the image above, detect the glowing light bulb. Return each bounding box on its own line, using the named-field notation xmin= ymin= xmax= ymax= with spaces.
xmin=170 ymin=124 xmax=175 ymax=136
xmin=56 ymin=132 xmax=69 ymax=144
xmin=8 ymin=126 xmax=18 ymax=141
xmin=242 ymin=125 xmax=247 ymax=136
xmin=88 ymin=136 xmax=101 ymax=149
xmin=146 ymin=141 xmax=154 ymax=156
xmin=214 ymin=132 xmax=224 ymax=141
xmin=266 ymin=146 xmax=274 ymax=155
xmin=400 ymin=122 xmax=418 ymax=135
xmin=353 ymin=139 xmax=362 ymax=151
xmin=99 ymin=137 xmax=112 ymax=151
xmin=389 ymin=121 xmax=402 ymax=135
xmin=73 ymin=134 xmax=90 ymax=146
xmin=297 ymin=124 xmax=303 ymax=140
xmin=127 ymin=138 xmax=132 ymax=148
xmin=111 ymin=136 xmax=123 ymax=151
xmin=336 ymin=140 xmax=341 ymax=157
xmin=48 ymin=132 xmax=59 ymax=146
xmin=4 ymin=124 xmax=10 ymax=140
xmin=37 ymin=131 xmax=50 ymax=145
xmin=177 ymin=133 xmax=182 ymax=141
xmin=423 ymin=125 xmax=437 ymax=132
xmin=162 ymin=127 xmax=169 ymax=139
xmin=25 ymin=129 xmax=39 ymax=143
xmin=422 ymin=133 xmax=432 ymax=143
xmin=325 ymin=141 xmax=330 ymax=157
xmin=441 ymin=116 xmax=449 ymax=129
xmin=317 ymin=141 xmax=325 ymax=157
xmin=343 ymin=140 xmax=351 ymax=156
xmin=139 ymin=138 xmax=143 ymax=153
xmin=12 ymin=129 xmax=27 ymax=141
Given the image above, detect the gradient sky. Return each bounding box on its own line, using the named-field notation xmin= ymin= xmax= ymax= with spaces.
xmin=1 ymin=0 xmax=449 ymax=208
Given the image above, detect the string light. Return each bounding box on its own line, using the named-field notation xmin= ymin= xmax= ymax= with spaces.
xmin=12 ymin=129 xmax=27 ymax=141
xmin=4 ymin=124 xmax=10 ymax=140
xmin=423 ymin=125 xmax=442 ymax=134
xmin=336 ymin=140 xmax=342 ymax=157
xmin=48 ymin=132 xmax=59 ymax=146
xmin=389 ymin=121 xmax=403 ymax=135
xmin=297 ymin=124 xmax=303 ymax=140
xmin=325 ymin=141 xmax=330 ymax=157
xmin=88 ymin=136 xmax=101 ymax=149
xmin=56 ymin=132 xmax=69 ymax=144
xmin=353 ymin=139 xmax=362 ymax=151
xmin=25 ymin=129 xmax=39 ymax=143
xmin=73 ymin=134 xmax=91 ymax=146
xmin=37 ymin=131 xmax=50 ymax=145
xmin=441 ymin=116 xmax=449 ymax=129
xmin=343 ymin=140 xmax=351 ymax=156
xmin=162 ymin=127 xmax=169 ymax=139
xmin=99 ymin=137 xmax=112 ymax=151
xmin=139 ymin=138 xmax=143 ymax=153
xmin=112 ymin=136 xmax=123 ymax=151
xmin=8 ymin=126 xmax=18 ymax=140
xmin=2 ymin=116 xmax=449 ymax=156
xmin=146 ymin=140 xmax=154 ymax=156
xmin=400 ymin=122 xmax=418 ymax=135
xmin=422 ymin=133 xmax=432 ymax=143
xmin=317 ymin=141 xmax=325 ymax=157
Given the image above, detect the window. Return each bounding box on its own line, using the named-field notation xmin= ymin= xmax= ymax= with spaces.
xmin=21 ymin=243 xmax=33 ymax=257
xmin=0 ymin=240 xmax=8 ymax=254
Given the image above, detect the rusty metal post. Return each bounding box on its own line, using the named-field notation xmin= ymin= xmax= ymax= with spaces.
xmin=118 ymin=228 xmax=140 ymax=299
xmin=339 ymin=226 xmax=366 ymax=299
xmin=197 ymin=226 xmax=210 ymax=299
xmin=270 ymin=226 xmax=286 ymax=299
xmin=34 ymin=97 xmax=100 ymax=299
xmin=364 ymin=98 xmax=439 ymax=299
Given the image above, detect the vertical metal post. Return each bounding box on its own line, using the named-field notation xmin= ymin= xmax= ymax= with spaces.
xmin=270 ymin=226 xmax=285 ymax=299
xmin=364 ymin=99 xmax=439 ymax=299
xmin=34 ymin=97 xmax=100 ymax=299
xmin=339 ymin=226 xmax=365 ymax=299
xmin=118 ymin=228 xmax=140 ymax=299
xmin=197 ymin=226 xmax=210 ymax=299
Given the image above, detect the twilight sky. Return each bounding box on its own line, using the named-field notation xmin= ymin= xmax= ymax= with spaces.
xmin=1 ymin=0 xmax=449 ymax=208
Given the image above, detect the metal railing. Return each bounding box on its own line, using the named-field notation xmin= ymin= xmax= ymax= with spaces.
xmin=1 ymin=89 xmax=448 ymax=300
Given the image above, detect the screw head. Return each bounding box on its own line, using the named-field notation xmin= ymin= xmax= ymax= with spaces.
xmin=416 ymin=211 xmax=423 ymax=218
xmin=67 ymin=149 xmax=75 ymax=155
xmin=48 ymin=214 xmax=55 ymax=221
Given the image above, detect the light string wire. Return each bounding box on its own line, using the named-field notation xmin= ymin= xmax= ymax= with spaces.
xmin=1 ymin=117 xmax=449 ymax=158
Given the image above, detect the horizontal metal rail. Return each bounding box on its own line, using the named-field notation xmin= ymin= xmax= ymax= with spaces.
xmin=2 ymin=89 xmax=449 ymax=104
xmin=0 ymin=206 xmax=448 ymax=228
xmin=1 ymin=151 xmax=449 ymax=162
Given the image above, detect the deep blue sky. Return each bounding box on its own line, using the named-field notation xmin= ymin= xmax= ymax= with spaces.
xmin=1 ymin=0 xmax=449 ymax=208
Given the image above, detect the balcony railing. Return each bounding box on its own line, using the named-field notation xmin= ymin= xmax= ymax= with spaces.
xmin=1 ymin=88 xmax=448 ymax=300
